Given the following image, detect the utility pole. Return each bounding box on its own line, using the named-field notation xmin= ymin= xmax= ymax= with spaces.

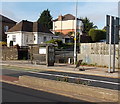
xmin=74 ymin=0 xmax=78 ymax=64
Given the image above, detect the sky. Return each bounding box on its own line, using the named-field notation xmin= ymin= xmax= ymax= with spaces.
xmin=0 ymin=1 xmax=119 ymax=29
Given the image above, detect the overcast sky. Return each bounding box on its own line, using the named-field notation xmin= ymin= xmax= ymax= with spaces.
xmin=0 ymin=1 xmax=119 ymax=29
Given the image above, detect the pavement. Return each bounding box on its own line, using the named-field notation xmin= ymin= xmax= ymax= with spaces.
xmin=1 ymin=60 xmax=119 ymax=78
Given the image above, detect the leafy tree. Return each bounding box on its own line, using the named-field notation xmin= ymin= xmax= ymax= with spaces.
xmin=54 ymin=32 xmax=62 ymax=36
xmin=45 ymin=39 xmax=63 ymax=48
xmin=68 ymin=31 xmax=74 ymax=36
xmin=102 ymin=26 xmax=107 ymax=31
xmin=81 ymin=17 xmax=97 ymax=34
xmin=37 ymin=9 xmax=52 ymax=29
xmin=89 ymin=29 xmax=106 ymax=42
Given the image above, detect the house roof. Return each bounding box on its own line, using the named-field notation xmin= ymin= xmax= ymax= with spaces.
xmin=33 ymin=22 xmax=52 ymax=33
xmin=0 ymin=14 xmax=17 ymax=24
xmin=8 ymin=20 xmax=33 ymax=32
xmin=53 ymin=14 xmax=81 ymax=21
xmin=8 ymin=20 xmax=52 ymax=33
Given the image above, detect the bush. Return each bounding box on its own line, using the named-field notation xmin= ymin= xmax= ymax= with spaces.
xmin=0 ymin=41 xmax=7 ymax=46
xmin=88 ymin=29 xmax=106 ymax=42
xmin=54 ymin=32 xmax=62 ymax=36
xmin=45 ymin=39 xmax=63 ymax=48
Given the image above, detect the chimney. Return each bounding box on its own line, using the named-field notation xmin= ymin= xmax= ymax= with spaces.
xmin=58 ymin=15 xmax=62 ymax=21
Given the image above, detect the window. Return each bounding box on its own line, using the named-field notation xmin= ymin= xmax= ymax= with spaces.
xmin=34 ymin=36 xmax=36 ymax=40
xmin=12 ymin=35 xmax=16 ymax=42
xmin=43 ymin=36 xmax=47 ymax=42
xmin=26 ymin=36 xmax=28 ymax=42
xmin=4 ymin=26 xmax=9 ymax=32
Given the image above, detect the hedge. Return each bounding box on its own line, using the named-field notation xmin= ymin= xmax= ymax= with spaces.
xmin=89 ymin=29 xmax=106 ymax=42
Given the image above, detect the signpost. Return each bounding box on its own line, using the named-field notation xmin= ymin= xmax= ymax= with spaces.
xmin=106 ymin=15 xmax=119 ymax=73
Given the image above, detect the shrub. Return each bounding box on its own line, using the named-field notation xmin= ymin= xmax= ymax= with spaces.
xmin=0 ymin=41 xmax=7 ymax=46
xmin=54 ymin=32 xmax=62 ymax=36
xmin=46 ymin=39 xmax=63 ymax=48
xmin=89 ymin=29 xmax=106 ymax=42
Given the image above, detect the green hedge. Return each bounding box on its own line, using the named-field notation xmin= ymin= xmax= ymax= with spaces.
xmin=46 ymin=39 xmax=80 ymax=49
xmin=45 ymin=39 xmax=63 ymax=48
xmin=89 ymin=29 xmax=106 ymax=42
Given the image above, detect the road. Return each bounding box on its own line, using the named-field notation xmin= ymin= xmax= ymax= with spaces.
xmin=2 ymin=68 xmax=119 ymax=90
xmin=1 ymin=82 xmax=94 ymax=103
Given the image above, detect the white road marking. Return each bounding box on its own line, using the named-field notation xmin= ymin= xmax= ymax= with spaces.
xmin=27 ymin=71 xmax=119 ymax=85
xmin=3 ymin=68 xmax=119 ymax=85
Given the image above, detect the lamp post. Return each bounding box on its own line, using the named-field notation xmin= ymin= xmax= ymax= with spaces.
xmin=74 ymin=1 xmax=78 ymax=65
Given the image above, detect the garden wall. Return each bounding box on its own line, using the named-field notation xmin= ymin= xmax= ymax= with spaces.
xmin=77 ymin=43 xmax=120 ymax=69
xmin=1 ymin=46 xmax=18 ymax=60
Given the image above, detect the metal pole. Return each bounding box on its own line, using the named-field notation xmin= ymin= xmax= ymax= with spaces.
xmin=74 ymin=0 xmax=78 ymax=64
xmin=112 ymin=40 xmax=115 ymax=72
xmin=108 ymin=16 xmax=112 ymax=72
xmin=112 ymin=18 xmax=115 ymax=72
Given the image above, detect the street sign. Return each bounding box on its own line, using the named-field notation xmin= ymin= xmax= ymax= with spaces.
xmin=115 ymin=17 xmax=119 ymax=44
xmin=111 ymin=16 xmax=114 ymax=44
xmin=106 ymin=15 xmax=120 ymax=73
xmin=106 ymin=15 xmax=119 ymax=44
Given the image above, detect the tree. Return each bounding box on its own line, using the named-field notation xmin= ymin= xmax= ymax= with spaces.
xmin=89 ymin=29 xmax=106 ymax=42
xmin=37 ymin=9 xmax=52 ymax=29
xmin=54 ymin=32 xmax=62 ymax=36
xmin=45 ymin=39 xmax=63 ymax=48
xmin=81 ymin=17 xmax=97 ymax=34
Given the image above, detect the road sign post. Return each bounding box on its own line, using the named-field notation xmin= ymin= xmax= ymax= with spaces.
xmin=108 ymin=16 xmax=112 ymax=72
xmin=106 ymin=15 xmax=119 ymax=73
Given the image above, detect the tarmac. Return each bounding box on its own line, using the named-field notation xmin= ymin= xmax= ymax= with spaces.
xmin=1 ymin=60 xmax=120 ymax=78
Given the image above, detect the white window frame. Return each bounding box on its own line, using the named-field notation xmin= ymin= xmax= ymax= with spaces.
xmin=12 ymin=35 xmax=16 ymax=42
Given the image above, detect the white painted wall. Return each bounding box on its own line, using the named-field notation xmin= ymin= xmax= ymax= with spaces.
xmin=7 ymin=31 xmax=54 ymax=47
xmin=7 ymin=32 xmax=22 ymax=47
xmin=22 ymin=32 xmax=34 ymax=46
xmin=53 ymin=20 xmax=82 ymax=31
xmin=7 ymin=31 xmax=34 ymax=46
xmin=36 ymin=32 xmax=53 ymax=44
xmin=39 ymin=47 xmax=46 ymax=54
xmin=33 ymin=33 xmax=38 ymax=44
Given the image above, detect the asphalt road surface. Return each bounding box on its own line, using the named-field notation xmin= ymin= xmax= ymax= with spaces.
xmin=1 ymin=82 xmax=95 ymax=103
xmin=2 ymin=68 xmax=119 ymax=90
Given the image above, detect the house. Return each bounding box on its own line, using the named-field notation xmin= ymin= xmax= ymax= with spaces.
xmin=52 ymin=14 xmax=83 ymax=43
xmin=6 ymin=20 xmax=54 ymax=47
xmin=0 ymin=14 xmax=17 ymax=42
